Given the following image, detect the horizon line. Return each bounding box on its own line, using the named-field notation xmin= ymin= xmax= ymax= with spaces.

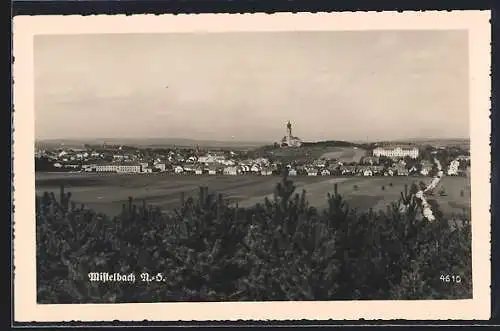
xmin=35 ymin=136 xmax=471 ymax=143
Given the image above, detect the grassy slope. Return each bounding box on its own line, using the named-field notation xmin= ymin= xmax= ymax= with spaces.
xmin=319 ymin=147 xmax=368 ymax=163
xmin=36 ymin=173 xmax=328 ymax=215
xmin=36 ymin=173 xmax=471 ymax=217
xmin=256 ymin=145 xmax=369 ymax=164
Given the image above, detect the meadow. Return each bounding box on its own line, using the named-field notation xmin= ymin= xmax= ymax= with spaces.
xmin=319 ymin=147 xmax=368 ymax=163
xmin=35 ymin=172 xmax=470 ymax=217
xmin=266 ymin=146 xmax=367 ymax=164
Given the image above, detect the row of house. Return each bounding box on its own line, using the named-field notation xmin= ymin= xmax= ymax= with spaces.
xmin=79 ymin=158 xmax=442 ymax=177
xmin=173 ymin=165 xmax=274 ymax=176
xmin=63 ymin=156 xmax=466 ymax=177
xmin=170 ymin=163 xmax=421 ymax=177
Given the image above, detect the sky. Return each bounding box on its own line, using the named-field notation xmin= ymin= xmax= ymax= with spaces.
xmin=34 ymin=30 xmax=469 ymax=142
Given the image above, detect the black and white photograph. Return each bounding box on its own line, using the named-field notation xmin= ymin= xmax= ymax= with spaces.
xmin=13 ymin=12 xmax=491 ymax=321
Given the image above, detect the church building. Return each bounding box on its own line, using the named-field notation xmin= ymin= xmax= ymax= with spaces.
xmin=280 ymin=121 xmax=302 ymax=148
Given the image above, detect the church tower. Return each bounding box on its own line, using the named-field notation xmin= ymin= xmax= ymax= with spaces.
xmin=287 ymin=121 xmax=292 ymax=137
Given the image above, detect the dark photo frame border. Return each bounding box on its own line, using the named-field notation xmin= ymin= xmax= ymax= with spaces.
xmin=9 ymin=0 xmax=499 ymax=328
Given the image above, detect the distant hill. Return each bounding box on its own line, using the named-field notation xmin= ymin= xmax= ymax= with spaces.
xmin=35 ymin=138 xmax=271 ymax=150
xmin=301 ymin=140 xmax=371 ymax=149
xmin=376 ymin=138 xmax=470 ymax=149
xmin=249 ymin=140 xmax=370 ymax=164
xmin=35 ymin=137 xmax=470 ymax=151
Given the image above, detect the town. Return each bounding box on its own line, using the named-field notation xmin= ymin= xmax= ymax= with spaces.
xmin=35 ymin=128 xmax=470 ymax=180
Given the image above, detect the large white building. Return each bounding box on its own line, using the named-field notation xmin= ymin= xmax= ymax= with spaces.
xmin=372 ymin=146 xmax=419 ymax=159
xmin=93 ymin=163 xmax=142 ymax=173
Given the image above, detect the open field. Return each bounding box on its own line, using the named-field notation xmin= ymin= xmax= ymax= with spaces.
xmin=35 ymin=173 xmax=327 ymax=216
xmin=238 ymin=175 xmax=470 ymax=215
xmin=319 ymin=147 xmax=368 ymax=163
xmin=264 ymin=146 xmax=368 ymax=164
xmin=36 ymin=172 xmax=471 ymax=217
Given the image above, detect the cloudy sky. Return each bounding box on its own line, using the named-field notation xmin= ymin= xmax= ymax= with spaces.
xmin=34 ymin=30 xmax=469 ymax=142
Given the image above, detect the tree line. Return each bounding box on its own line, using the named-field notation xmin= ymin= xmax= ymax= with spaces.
xmin=36 ymin=173 xmax=472 ymax=303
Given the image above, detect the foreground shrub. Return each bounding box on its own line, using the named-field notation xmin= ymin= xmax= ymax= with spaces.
xmin=36 ymin=175 xmax=472 ymax=303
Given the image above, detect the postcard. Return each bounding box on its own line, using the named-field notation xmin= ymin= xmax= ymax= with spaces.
xmin=13 ymin=11 xmax=491 ymax=322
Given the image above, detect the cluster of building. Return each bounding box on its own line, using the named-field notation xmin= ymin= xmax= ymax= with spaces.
xmin=35 ymin=121 xmax=469 ymax=178
xmin=37 ymin=148 xmax=469 ymax=178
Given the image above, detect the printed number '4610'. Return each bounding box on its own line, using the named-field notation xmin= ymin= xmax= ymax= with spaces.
xmin=440 ymin=274 xmax=462 ymax=283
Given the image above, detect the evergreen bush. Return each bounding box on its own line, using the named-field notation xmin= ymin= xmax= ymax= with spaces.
xmin=36 ymin=173 xmax=472 ymax=303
